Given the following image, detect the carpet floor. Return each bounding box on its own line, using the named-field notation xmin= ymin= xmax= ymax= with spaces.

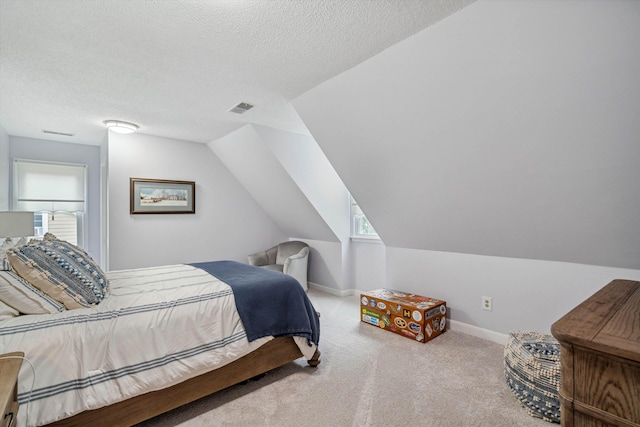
xmin=136 ymin=289 xmax=551 ymax=427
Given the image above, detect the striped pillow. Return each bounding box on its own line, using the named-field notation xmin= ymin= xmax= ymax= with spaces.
xmin=0 ymin=270 xmax=66 ymax=314
xmin=7 ymin=240 xmax=109 ymax=309
xmin=0 ymin=237 xmax=27 ymax=270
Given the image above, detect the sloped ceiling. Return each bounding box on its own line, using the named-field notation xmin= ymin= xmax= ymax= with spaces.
xmin=208 ymin=125 xmax=339 ymax=243
xmin=0 ymin=0 xmax=475 ymax=145
xmin=254 ymin=125 xmax=351 ymax=241
xmin=294 ymin=0 xmax=640 ymax=269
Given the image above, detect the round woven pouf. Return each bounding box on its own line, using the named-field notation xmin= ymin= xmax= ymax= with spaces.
xmin=504 ymin=331 xmax=561 ymax=423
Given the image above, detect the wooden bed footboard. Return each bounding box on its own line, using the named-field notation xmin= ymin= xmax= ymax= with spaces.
xmin=46 ymin=337 xmax=320 ymax=427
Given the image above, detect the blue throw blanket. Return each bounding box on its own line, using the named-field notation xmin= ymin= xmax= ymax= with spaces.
xmin=190 ymin=261 xmax=320 ymax=349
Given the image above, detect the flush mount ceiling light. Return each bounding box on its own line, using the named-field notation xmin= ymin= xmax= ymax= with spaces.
xmin=103 ymin=120 xmax=139 ymax=134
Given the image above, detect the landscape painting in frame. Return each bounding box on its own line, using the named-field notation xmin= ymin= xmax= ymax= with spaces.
xmin=130 ymin=178 xmax=195 ymax=214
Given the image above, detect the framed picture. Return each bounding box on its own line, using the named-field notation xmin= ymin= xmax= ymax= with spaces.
xmin=130 ymin=178 xmax=195 ymax=214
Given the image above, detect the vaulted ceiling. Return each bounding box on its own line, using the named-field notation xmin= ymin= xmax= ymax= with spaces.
xmin=0 ymin=0 xmax=474 ymax=145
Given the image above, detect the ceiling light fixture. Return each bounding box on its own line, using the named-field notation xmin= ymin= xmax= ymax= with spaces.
xmin=103 ymin=120 xmax=139 ymax=134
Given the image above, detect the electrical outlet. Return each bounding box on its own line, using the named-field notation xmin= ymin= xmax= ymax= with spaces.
xmin=482 ymin=296 xmax=492 ymax=311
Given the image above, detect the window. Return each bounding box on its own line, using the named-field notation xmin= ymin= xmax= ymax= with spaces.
xmin=33 ymin=212 xmax=79 ymax=244
xmin=350 ymin=196 xmax=379 ymax=240
xmin=13 ymin=160 xmax=87 ymax=247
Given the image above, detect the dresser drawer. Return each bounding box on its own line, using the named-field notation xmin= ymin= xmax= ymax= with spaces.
xmin=552 ymin=280 xmax=640 ymax=427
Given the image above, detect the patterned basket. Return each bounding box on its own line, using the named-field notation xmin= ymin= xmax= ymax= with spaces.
xmin=504 ymin=331 xmax=561 ymax=423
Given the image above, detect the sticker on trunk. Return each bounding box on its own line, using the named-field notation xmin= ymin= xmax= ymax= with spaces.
xmin=362 ymin=314 xmax=380 ymax=326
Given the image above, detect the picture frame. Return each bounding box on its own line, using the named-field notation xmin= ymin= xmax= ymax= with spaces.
xmin=130 ymin=178 xmax=195 ymax=214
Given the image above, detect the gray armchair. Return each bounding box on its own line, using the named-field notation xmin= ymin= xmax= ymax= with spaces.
xmin=247 ymin=241 xmax=309 ymax=291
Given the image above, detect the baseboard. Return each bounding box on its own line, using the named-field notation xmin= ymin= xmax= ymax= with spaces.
xmin=308 ymin=282 xmax=354 ymax=297
xmin=309 ymin=282 xmax=509 ymax=345
xmin=447 ymin=319 xmax=508 ymax=346
xmin=310 ymin=285 xmax=509 ymax=345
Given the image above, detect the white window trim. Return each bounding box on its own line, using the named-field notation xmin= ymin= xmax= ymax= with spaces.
xmin=350 ymin=195 xmax=380 ymax=241
xmin=12 ymin=158 xmax=88 ymax=248
xmin=351 ymin=235 xmax=383 ymax=244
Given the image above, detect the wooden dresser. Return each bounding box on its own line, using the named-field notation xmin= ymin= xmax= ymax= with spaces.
xmin=551 ymin=279 xmax=640 ymax=427
xmin=0 ymin=352 xmax=23 ymax=427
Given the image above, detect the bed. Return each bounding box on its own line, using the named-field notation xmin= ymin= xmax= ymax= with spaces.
xmin=0 ymin=238 xmax=320 ymax=427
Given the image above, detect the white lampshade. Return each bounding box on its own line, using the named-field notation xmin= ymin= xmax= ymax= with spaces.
xmin=0 ymin=211 xmax=35 ymax=238
xmin=104 ymin=120 xmax=139 ymax=134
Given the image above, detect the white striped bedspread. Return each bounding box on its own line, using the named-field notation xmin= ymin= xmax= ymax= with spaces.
xmin=0 ymin=264 xmax=317 ymax=427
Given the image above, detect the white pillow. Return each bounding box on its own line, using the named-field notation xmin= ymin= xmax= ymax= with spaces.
xmin=0 ymin=237 xmax=27 ymax=270
xmin=0 ymin=270 xmax=66 ymax=314
xmin=0 ymin=299 xmax=19 ymax=321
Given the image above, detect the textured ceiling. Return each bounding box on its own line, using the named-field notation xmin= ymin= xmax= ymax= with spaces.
xmin=0 ymin=0 xmax=475 ymax=145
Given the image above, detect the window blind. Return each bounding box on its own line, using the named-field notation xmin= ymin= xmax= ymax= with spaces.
xmin=15 ymin=160 xmax=86 ymax=212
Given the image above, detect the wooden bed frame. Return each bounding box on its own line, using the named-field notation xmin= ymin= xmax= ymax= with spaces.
xmin=46 ymin=337 xmax=320 ymax=427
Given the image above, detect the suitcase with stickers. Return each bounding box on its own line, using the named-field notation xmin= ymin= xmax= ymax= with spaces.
xmin=360 ymin=289 xmax=447 ymax=342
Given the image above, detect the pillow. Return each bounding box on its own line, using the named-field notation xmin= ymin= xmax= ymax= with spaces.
xmin=0 ymin=237 xmax=27 ymax=270
xmin=7 ymin=240 xmax=109 ymax=310
xmin=0 ymin=270 xmax=66 ymax=314
xmin=26 ymin=233 xmax=58 ymax=245
xmin=0 ymin=299 xmax=20 ymax=321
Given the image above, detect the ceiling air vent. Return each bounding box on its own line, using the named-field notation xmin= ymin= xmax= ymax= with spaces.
xmin=227 ymin=102 xmax=254 ymax=114
xmin=43 ymin=129 xmax=74 ymax=137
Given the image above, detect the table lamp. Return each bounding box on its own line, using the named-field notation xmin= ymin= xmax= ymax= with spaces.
xmin=0 ymin=211 xmax=35 ymax=241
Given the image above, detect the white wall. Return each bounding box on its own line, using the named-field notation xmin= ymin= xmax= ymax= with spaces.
xmin=294 ymin=0 xmax=640 ymax=270
xmin=292 ymin=0 xmax=640 ymax=337
xmin=208 ymin=125 xmax=338 ymax=243
xmin=350 ymin=240 xmax=386 ymax=291
xmin=298 ymin=238 xmax=346 ymax=291
xmin=252 ymin=125 xmax=356 ymax=290
xmin=346 ymin=243 xmax=640 ymax=336
xmin=0 ymin=125 xmax=8 ymax=210
xmin=4 ymin=0 xmax=636 ymax=343
xmin=8 ymin=136 xmax=102 ymax=262
xmin=107 ymin=131 xmax=287 ymax=270
xmin=209 ymin=125 xmax=356 ymax=289
xmin=254 ymin=125 xmax=351 ymax=240
xmin=385 ymin=247 xmax=640 ymax=336
xmin=99 ymin=132 xmax=109 ymax=268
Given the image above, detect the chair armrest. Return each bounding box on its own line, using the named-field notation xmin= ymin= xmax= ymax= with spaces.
xmin=285 ymin=248 xmax=308 ymax=263
xmin=248 ymin=251 xmax=269 ymax=266
xmin=283 ymin=247 xmax=309 ymax=291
